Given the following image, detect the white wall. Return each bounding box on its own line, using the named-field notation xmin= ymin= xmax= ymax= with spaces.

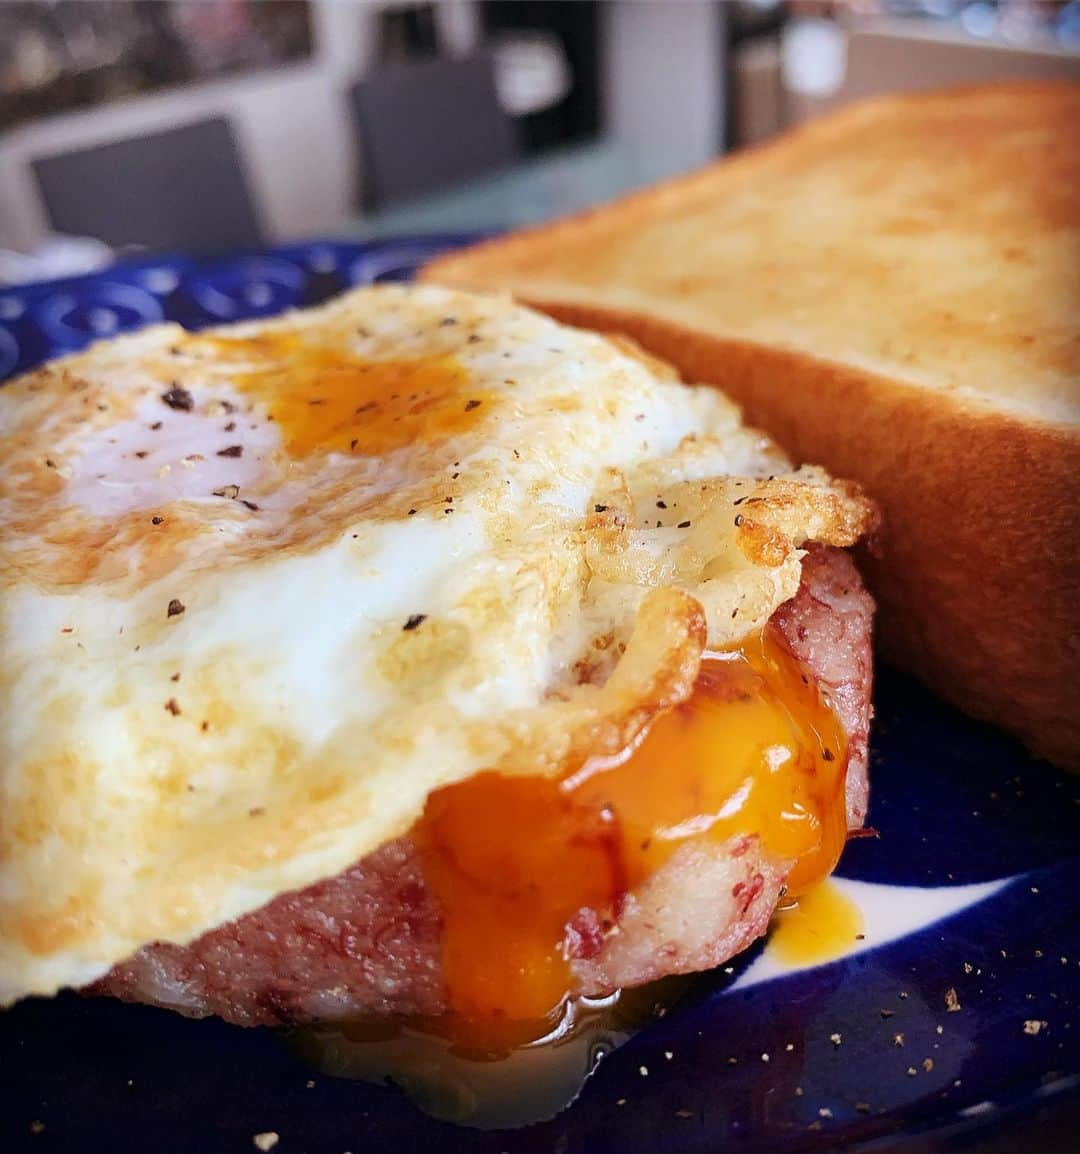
xmin=603 ymin=0 xmax=725 ymax=171
xmin=0 ymin=1 xmax=379 ymax=251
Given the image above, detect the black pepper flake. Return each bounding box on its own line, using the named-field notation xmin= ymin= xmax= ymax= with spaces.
xmin=164 ymin=698 xmax=181 ymax=716
xmin=151 ymin=515 xmax=164 ymax=525
xmin=240 ymin=500 xmax=260 ymax=511
xmin=355 ymin=401 xmax=377 ymax=414
xmin=822 ymin=747 xmax=836 ymax=762
xmin=212 ymin=484 xmax=240 ymax=500
xmin=161 ymin=385 xmax=194 ymax=411
xmin=677 ymin=520 xmax=692 ymax=529
xmin=167 ymin=599 xmax=186 ymax=618
xmin=440 ymin=316 xmax=458 ymax=327
xmin=734 ymin=514 xmax=745 ymax=527
xmin=467 ymin=333 xmax=482 ymax=344
xmin=149 ymin=421 xmax=163 ymax=431
xmin=45 ymin=458 xmax=56 ymax=469
xmin=408 ymin=508 xmax=417 ymax=516
xmin=595 ymin=504 xmax=609 ymax=513
xmin=135 ymin=450 xmax=149 ymax=459
xmin=464 ymin=399 xmax=482 ymax=412
xmin=216 ymin=445 xmax=243 ymax=458
xmin=224 ymin=421 xmax=236 ymax=433
xmin=403 ymin=614 xmax=427 ymax=631
xmin=443 ymin=507 xmax=454 ymax=514
xmin=170 ymin=672 xmax=181 ymax=682
xmin=656 ymin=500 xmax=667 ymax=509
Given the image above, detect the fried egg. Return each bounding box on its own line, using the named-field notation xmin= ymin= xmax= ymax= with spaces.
xmin=0 ymin=285 xmax=872 ymax=1003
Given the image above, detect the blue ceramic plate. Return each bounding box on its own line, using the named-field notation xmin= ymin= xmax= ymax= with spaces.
xmin=1 ymin=239 xmax=1077 ymax=1154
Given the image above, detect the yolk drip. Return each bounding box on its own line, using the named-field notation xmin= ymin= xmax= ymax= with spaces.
xmin=414 ymin=625 xmax=849 ymax=1026
xmin=192 ymin=333 xmax=486 ymax=457
xmin=770 ymin=880 xmax=864 ymax=967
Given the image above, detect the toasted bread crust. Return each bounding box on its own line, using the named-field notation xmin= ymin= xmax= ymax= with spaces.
xmin=422 ymin=83 xmax=1080 ymax=767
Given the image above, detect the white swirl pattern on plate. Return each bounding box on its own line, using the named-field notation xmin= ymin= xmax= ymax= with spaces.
xmin=36 ymin=282 xmax=164 ymax=346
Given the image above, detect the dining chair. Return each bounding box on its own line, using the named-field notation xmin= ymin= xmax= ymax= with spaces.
xmin=32 ymin=116 xmax=263 ymax=255
xmin=348 ymin=53 xmax=519 ymax=211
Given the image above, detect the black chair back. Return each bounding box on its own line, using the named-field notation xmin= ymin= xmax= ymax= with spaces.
xmin=349 ymin=54 xmax=518 ymax=211
xmin=32 ymin=117 xmax=263 ymax=255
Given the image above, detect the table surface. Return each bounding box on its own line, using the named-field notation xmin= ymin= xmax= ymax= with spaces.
xmin=343 ymin=138 xmax=696 ymax=239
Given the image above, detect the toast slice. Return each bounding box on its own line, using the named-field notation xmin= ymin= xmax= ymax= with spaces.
xmin=423 ymin=83 xmax=1080 ymax=768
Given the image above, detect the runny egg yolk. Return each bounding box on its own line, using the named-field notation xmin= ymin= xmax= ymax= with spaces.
xmin=191 ymin=333 xmax=486 ymax=457
xmin=413 ymin=625 xmax=850 ymax=1026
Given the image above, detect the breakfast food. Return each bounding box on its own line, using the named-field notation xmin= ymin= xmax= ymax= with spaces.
xmin=422 ymin=82 xmax=1080 ymax=769
xmin=0 ymin=284 xmax=875 ymax=1029
xmin=91 ymin=543 xmax=872 ymax=1026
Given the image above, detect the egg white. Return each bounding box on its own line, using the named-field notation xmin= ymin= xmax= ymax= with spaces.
xmin=0 ymin=285 xmax=871 ymax=1002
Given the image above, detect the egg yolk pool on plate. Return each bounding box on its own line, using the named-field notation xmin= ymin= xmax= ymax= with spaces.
xmin=295 ymin=626 xmax=857 ymax=1126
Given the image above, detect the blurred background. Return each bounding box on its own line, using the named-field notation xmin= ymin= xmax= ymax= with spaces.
xmin=1 ymin=0 xmax=1078 ymax=283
